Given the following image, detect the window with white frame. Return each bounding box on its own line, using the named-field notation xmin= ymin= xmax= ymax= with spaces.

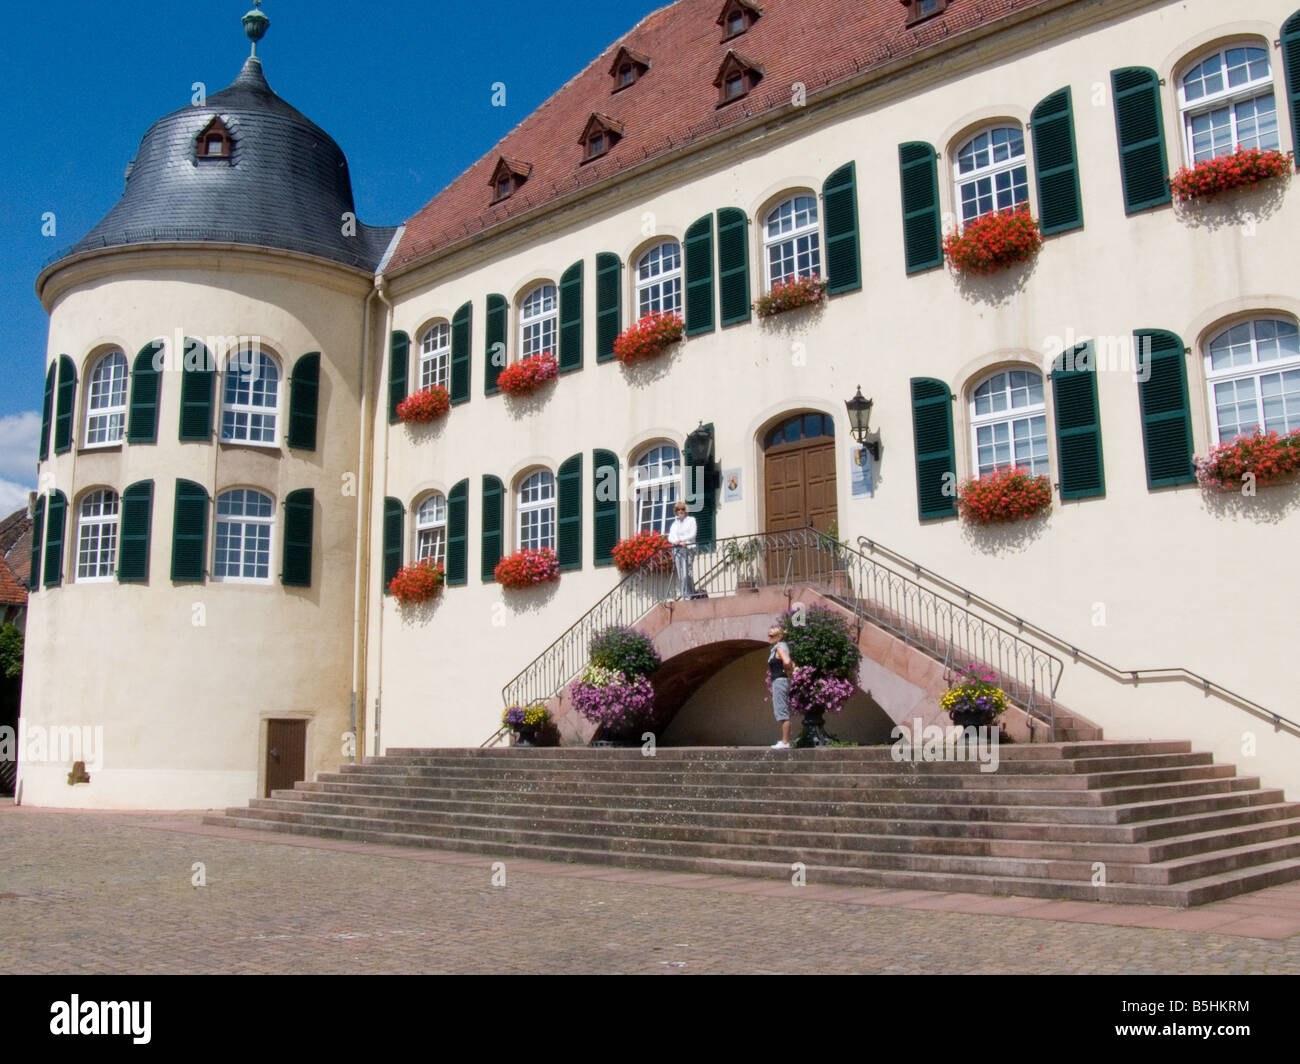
xmin=1179 ymin=45 xmax=1279 ymax=165
xmin=415 ymin=493 xmax=447 ymax=566
xmin=75 ymin=489 xmax=119 ymax=581
xmin=763 ymin=195 xmax=821 ymax=291
xmin=419 ymin=322 xmax=451 ymax=391
xmin=634 ymin=444 xmax=682 ymax=534
xmin=84 ymin=350 xmax=128 ymax=446
xmin=221 ymin=348 xmax=280 ymax=444
xmin=516 ymin=470 xmax=555 ymax=551
xmin=1205 ymin=318 xmax=1300 ymax=443
xmin=519 ymin=284 xmax=558 ymax=360
xmin=955 ymin=126 xmax=1029 ymax=224
xmin=213 ymin=488 xmax=274 ymax=582
xmin=635 ymin=242 xmax=683 ymax=318
xmin=970 ymin=369 xmax=1049 ymax=477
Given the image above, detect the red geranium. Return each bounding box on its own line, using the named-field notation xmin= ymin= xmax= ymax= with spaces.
xmin=610 ymin=531 xmax=672 ymax=573
xmin=1170 ymin=147 xmax=1293 ymax=201
xmin=958 ymin=466 xmax=1052 ymax=524
xmin=754 ymin=274 xmax=827 ymax=318
xmin=396 ymin=385 xmax=450 ymax=423
xmin=1195 ymin=428 xmax=1300 ymax=490
xmin=494 ymin=547 xmax=560 ymax=589
xmin=943 ymin=206 xmax=1043 ymax=275
xmin=497 ymin=352 xmax=559 ymax=396
xmin=388 ymin=559 xmax=445 ymax=603
xmin=614 ymin=312 xmax=684 ymax=364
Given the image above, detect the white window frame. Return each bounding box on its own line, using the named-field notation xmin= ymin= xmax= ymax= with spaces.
xmin=633 ymin=444 xmax=682 ymax=535
xmin=516 ymin=470 xmax=556 ymax=552
xmin=1178 ymin=44 xmax=1279 ymax=166
xmin=84 ymin=350 xmax=128 ymax=448
xmin=969 ymin=369 xmax=1049 ymax=478
xmin=519 ymin=284 xmax=558 ymax=361
xmin=1204 ymin=318 xmax=1300 ymax=445
xmin=419 ymin=322 xmax=451 ymax=391
xmin=954 ymin=125 xmax=1029 ymax=225
xmin=212 ymin=488 xmax=275 ymax=584
xmin=75 ymin=489 xmax=119 ymax=582
xmin=763 ymin=195 xmax=822 ymax=292
xmin=220 ymin=347 xmax=281 ymax=446
xmin=635 ymin=242 xmax=683 ymax=319
xmin=415 ymin=493 xmax=448 ymax=566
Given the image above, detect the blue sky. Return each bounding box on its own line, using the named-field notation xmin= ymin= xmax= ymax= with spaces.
xmin=0 ymin=0 xmax=659 ymax=510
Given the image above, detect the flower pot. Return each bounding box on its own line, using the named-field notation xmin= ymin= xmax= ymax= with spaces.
xmin=512 ymin=726 xmax=536 ymax=747
xmin=794 ymin=708 xmax=837 ymax=748
xmin=950 ymin=709 xmax=996 ymax=729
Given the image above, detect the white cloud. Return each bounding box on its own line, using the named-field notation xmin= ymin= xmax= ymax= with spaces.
xmin=0 ymin=412 xmax=41 ymax=487
xmin=0 ymin=480 xmax=32 ymax=518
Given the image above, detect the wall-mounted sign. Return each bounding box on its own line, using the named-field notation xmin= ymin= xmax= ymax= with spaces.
xmin=723 ymin=468 xmax=743 ymax=502
xmin=850 ymin=444 xmax=874 ymax=498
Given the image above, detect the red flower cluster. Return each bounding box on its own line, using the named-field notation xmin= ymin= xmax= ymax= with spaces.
xmin=396 ymin=385 xmax=450 ymax=423
xmin=388 ymin=559 xmax=445 ymax=604
xmin=754 ymin=274 xmax=827 ymax=318
xmin=497 ymin=352 xmax=559 ymax=396
xmin=943 ymin=206 xmax=1043 ymax=275
xmin=610 ymin=530 xmax=672 ymax=573
xmin=958 ymin=466 xmax=1053 ymax=524
xmin=1195 ymin=428 xmax=1300 ymax=490
xmin=1170 ymin=147 xmax=1293 ymax=201
xmin=613 ymin=311 xmax=684 ymax=364
xmin=494 ymin=547 xmax=561 ymax=589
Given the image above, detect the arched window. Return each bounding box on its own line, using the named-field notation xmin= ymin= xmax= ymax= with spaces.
xmin=213 ymin=488 xmax=274 ymax=582
xmin=954 ymin=126 xmax=1028 ymax=224
xmin=970 ymin=369 xmax=1048 ymax=477
xmin=1205 ymin=318 xmax=1300 ymax=443
xmin=84 ymin=350 xmax=128 ymax=447
xmin=419 ymin=322 xmax=451 ymax=391
xmin=75 ymin=489 xmax=119 ymax=581
xmin=519 ymin=284 xmax=558 ymax=360
xmin=762 ymin=411 xmax=835 ymax=449
xmin=1179 ymin=44 xmax=1278 ymax=165
xmin=763 ymin=195 xmax=821 ymax=291
xmin=635 ymin=242 xmax=683 ymax=319
xmin=633 ymin=444 xmax=682 ymax=534
xmin=415 ymin=493 xmax=447 ymax=565
xmin=516 ymin=470 xmax=555 ymax=551
xmin=221 ymin=348 xmax=280 ymax=444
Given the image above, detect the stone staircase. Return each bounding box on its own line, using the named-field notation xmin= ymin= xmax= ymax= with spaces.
xmin=206 ymin=741 xmax=1300 ymax=907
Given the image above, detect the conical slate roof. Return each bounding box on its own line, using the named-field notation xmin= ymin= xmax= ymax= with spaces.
xmin=62 ymin=57 xmax=395 ymax=272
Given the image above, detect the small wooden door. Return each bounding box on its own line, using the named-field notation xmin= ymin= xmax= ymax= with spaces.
xmin=265 ymin=719 xmax=307 ymax=797
xmin=763 ymin=413 xmax=837 ymax=583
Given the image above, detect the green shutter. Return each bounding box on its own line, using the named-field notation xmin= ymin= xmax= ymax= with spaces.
xmin=281 ymin=489 xmax=314 ymax=587
xmin=1111 ymin=68 xmax=1171 ymax=214
xmin=382 ymin=497 xmax=403 ymax=594
xmin=38 ymin=362 xmax=55 ymax=461
xmin=1136 ymin=330 xmax=1196 ymax=489
xmin=485 ymin=295 xmax=507 ymax=395
xmin=1051 ymin=345 xmax=1105 ymax=499
xmin=128 ymin=342 xmax=163 ymax=444
xmin=171 ymin=479 xmax=209 ymax=582
xmin=683 ymin=214 xmax=715 ymax=336
xmin=716 ymin=207 xmax=751 ymax=325
xmin=388 ymin=331 xmax=409 ymax=423
xmin=43 ymin=490 xmax=67 ymax=587
xmin=450 ymin=301 xmax=472 ymax=404
xmin=595 ymin=253 xmax=622 ymax=361
xmin=446 ymin=479 xmax=468 ymax=586
xmin=558 ymin=260 xmax=584 ymax=372
xmin=899 ymin=142 xmax=944 ymax=274
xmin=1284 ymin=13 xmax=1300 ymax=171
xmin=117 ymin=480 xmax=154 ymax=582
xmin=822 ymin=163 xmax=862 ymax=294
xmin=53 ymin=355 xmax=76 ymax=454
xmin=1031 ymin=88 xmax=1084 ymax=235
xmin=287 ymin=353 xmax=320 ymax=451
xmin=28 ymin=496 xmax=44 ymax=592
xmin=684 ymin=424 xmax=717 ymax=549
xmin=481 ymin=475 xmax=503 ymax=580
xmin=557 ymin=453 xmax=582 ymax=571
xmin=911 ymin=378 xmax=957 ymax=520
xmin=592 ymin=449 xmax=620 ymax=567
xmin=178 ymin=340 xmax=214 ymax=441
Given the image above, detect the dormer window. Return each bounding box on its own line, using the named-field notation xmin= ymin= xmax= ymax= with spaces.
xmin=489 ymin=156 xmax=532 ymax=203
xmin=196 ymin=116 xmax=232 ymax=161
xmin=714 ymin=50 xmax=764 ymax=107
xmin=717 ymin=0 xmax=761 ymax=39
xmin=902 ymin=0 xmax=949 ymax=26
xmin=608 ymin=46 xmax=651 ymax=93
xmin=580 ymin=113 xmax=624 ymax=162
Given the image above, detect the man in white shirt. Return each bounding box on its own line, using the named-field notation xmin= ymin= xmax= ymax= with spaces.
xmin=667 ymin=501 xmax=697 ymax=599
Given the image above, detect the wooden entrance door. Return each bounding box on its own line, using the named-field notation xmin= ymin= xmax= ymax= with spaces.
xmin=763 ymin=412 xmax=837 ymax=582
xmin=265 ymin=719 xmax=307 ymax=797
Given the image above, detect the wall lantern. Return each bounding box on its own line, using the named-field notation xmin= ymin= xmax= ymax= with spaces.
xmin=845 ymin=386 xmax=881 ymax=462
xmin=685 ymin=421 xmax=715 ymax=465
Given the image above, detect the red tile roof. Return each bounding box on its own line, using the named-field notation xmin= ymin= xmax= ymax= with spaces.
xmin=0 ymin=509 xmax=31 ymax=590
xmin=0 ymin=556 xmax=26 ymax=608
xmin=391 ymin=0 xmax=1057 ymax=271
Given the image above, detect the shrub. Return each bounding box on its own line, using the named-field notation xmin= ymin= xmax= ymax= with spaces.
xmin=754 ymin=274 xmax=827 ymax=318
xmin=396 ymin=385 xmax=451 ymax=423
xmin=1170 ymin=147 xmax=1293 ymax=201
xmin=943 ymin=206 xmax=1043 ymax=274
xmin=958 ymin=466 xmax=1052 ymax=524
xmin=778 ymin=605 xmax=859 ymax=679
xmin=387 ymin=559 xmax=445 ymax=603
xmin=614 ymin=311 xmax=684 ymax=364
xmin=1194 ymin=428 xmax=1300 ymax=490
xmin=588 ymin=625 xmax=660 ymax=678
xmin=610 ymin=531 xmax=672 ymax=573
xmin=497 ymin=352 xmax=559 ymax=396
xmin=494 ymin=547 xmax=560 ymax=589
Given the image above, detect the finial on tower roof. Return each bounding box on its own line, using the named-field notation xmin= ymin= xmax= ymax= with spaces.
xmin=242 ymin=2 xmax=270 ymax=57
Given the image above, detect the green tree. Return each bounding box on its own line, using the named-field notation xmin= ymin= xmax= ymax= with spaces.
xmin=0 ymin=623 xmax=22 ymax=680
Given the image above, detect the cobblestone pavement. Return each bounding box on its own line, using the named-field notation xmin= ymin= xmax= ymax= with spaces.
xmin=2 ymin=808 xmax=1299 ymax=975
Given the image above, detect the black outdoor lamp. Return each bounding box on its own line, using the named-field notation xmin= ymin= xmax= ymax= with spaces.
xmin=685 ymin=421 xmax=714 ymax=465
xmin=845 ymin=386 xmax=881 ymax=462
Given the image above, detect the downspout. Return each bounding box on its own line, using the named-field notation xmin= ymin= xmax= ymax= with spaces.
xmin=372 ymin=274 xmax=396 ymax=758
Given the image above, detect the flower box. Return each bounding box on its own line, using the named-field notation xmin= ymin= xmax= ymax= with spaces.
xmin=396 ymin=385 xmax=450 ymax=423
xmin=494 ymin=546 xmax=560 ymax=589
xmin=610 ymin=530 xmax=672 ymax=573
xmin=497 ymin=352 xmax=558 ymax=396
xmin=1170 ymin=147 xmax=1293 ymax=201
xmin=943 ymin=206 xmax=1043 ymax=275
xmin=614 ymin=311 xmax=684 ymax=364
xmin=957 ymin=466 xmax=1052 ymax=524
xmin=754 ymin=274 xmax=827 ymax=318
xmin=388 ymin=559 xmax=445 ymax=604
xmin=1195 ymin=428 xmax=1300 ymax=491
